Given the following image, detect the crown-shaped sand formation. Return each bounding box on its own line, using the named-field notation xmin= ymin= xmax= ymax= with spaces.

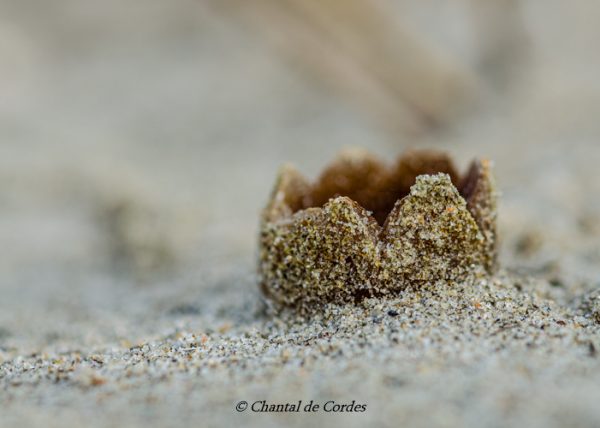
xmin=259 ymin=149 xmax=497 ymax=309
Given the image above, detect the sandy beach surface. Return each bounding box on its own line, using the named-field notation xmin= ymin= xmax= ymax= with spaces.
xmin=1 ymin=1 xmax=600 ymax=427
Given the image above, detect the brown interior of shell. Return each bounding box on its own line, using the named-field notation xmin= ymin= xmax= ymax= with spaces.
xmin=287 ymin=150 xmax=482 ymax=226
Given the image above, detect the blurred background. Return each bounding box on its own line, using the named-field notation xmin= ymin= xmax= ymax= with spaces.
xmin=1 ymin=0 xmax=600 ymax=350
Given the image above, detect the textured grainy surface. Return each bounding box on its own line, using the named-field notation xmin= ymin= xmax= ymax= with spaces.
xmin=2 ymin=1 xmax=600 ymax=428
xmin=1 ymin=270 xmax=599 ymax=428
xmin=259 ymin=152 xmax=497 ymax=309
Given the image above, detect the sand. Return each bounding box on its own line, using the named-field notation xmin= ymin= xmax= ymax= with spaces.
xmin=1 ymin=1 xmax=600 ymax=427
xmin=1 ymin=266 xmax=599 ymax=428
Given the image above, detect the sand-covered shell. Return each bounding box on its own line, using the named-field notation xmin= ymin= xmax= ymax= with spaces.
xmin=259 ymin=149 xmax=497 ymax=309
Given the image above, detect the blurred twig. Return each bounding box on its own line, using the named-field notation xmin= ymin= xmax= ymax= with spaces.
xmin=468 ymin=0 xmax=531 ymax=89
xmin=209 ymin=0 xmax=480 ymax=136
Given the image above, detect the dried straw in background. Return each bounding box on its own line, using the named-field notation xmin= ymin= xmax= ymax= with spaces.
xmin=209 ymin=0 xmax=479 ymax=136
xmin=208 ymin=0 xmax=530 ymax=137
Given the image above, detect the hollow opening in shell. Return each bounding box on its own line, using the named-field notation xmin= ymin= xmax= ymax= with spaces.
xmin=296 ymin=150 xmax=481 ymax=226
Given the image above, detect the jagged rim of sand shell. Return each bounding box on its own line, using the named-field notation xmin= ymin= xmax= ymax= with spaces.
xmin=264 ymin=149 xmax=493 ymax=233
